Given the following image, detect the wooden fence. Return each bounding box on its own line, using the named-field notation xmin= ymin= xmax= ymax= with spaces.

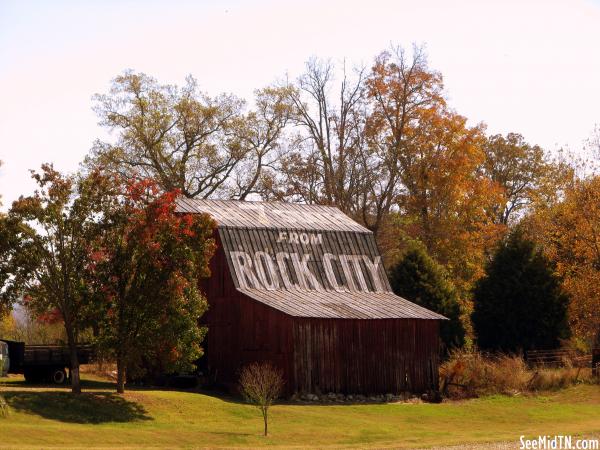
xmin=525 ymin=349 xmax=593 ymax=368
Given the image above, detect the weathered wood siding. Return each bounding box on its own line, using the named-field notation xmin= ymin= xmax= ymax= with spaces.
xmin=291 ymin=318 xmax=440 ymax=394
xmin=200 ymin=232 xmax=295 ymax=389
xmin=217 ymin=226 xmax=444 ymax=320
xmin=219 ymin=227 xmax=390 ymax=294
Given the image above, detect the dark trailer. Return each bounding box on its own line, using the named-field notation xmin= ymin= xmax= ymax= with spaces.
xmin=0 ymin=340 xmax=93 ymax=384
xmin=177 ymin=199 xmax=445 ymax=396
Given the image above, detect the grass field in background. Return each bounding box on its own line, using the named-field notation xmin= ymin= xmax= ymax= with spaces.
xmin=1 ymin=375 xmax=599 ymax=449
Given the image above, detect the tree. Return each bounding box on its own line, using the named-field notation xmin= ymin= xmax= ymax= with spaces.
xmin=275 ymin=58 xmax=368 ymax=217
xmin=229 ymin=86 xmax=294 ymax=200
xmin=525 ymin=175 xmax=600 ymax=347
xmin=388 ymin=246 xmax=465 ymax=351
xmin=472 ymin=230 xmax=570 ymax=352
xmin=273 ymin=46 xmax=450 ymax=238
xmin=90 ymin=179 xmax=216 ymax=393
xmin=0 ymin=313 xmax=16 ymax=339
xmin=482 ymin=133 xmax=563 ymax=224
xmin=0 ymin=159 xmax=7 ymax=319
xmin=363 ymin=46 xmax=446 ymax=238
xmin=0 ymin=165 xmax=109 ymax=393
xmin=239 ymin=362 xmax=284 ymax=436
xmin=367 ymin=47 xmax=504 ymax=292
xmin=88 ymin=72 xmax=292 ymax=200
xmin=6 ymin=304 xmax=67 ymax=344
xmin=274 ymin=44 xmax=500 ymax=256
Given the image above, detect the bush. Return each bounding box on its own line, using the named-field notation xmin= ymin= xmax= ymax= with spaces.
xmin=440 ymin=349 xmax=596 ymax=399
xmin=528 ymin=364 xmax=591 ymax=392
xmin=239 ymin=362 xmax=284 ymax=436
xmin=440 ymin=349 xmax=529 ymax=398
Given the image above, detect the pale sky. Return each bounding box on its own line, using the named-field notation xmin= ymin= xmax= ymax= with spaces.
xmin=1 ymin=0 xmax=600 ymax=210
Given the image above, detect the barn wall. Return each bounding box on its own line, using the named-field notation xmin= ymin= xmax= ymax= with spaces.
xmin=200 ymin=233 xmax=294 ymax=390
xmin=291 ymin=318 xmax=440 ymax=395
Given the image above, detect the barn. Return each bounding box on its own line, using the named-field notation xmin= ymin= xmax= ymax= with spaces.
xmin=176 ymin=199 xmax=446 ymax=396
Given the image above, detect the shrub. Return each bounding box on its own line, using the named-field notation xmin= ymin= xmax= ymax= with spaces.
xmin=440 ymin=349 xmax=529 ymax=398
xmin=440 ymin=349 xmax=595 ymax=399
xmin=528 ymin=364 xmax=592 ymax=391
xmin=239 ymin=362 xmax=284 ymax=436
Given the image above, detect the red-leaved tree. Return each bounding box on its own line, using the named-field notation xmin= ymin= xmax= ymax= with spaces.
xmin=90 ymin=179 xmax=216 ymax=393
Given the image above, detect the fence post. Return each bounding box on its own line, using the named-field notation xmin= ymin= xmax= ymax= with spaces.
xmin=592 ymin=349 xmax=600 ymax=378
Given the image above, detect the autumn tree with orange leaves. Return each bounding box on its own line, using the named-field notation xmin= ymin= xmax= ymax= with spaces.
xmin=365 ymin=47 xmax=504 ymax=295
xmin=526 ymin=175 xmax=600 ymax=348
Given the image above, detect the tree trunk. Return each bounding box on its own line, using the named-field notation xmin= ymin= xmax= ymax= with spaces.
xmin=116 ymin=355 xmax=126 ymax=394
xmin=65 ymin=324 xmax=81 ymax=394
xmin=263 ymin=408 xmax=268 ymax=436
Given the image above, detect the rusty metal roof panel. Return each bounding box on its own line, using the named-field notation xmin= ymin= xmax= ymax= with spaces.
xmin=175 ymin=198 xmax=370 ymax=233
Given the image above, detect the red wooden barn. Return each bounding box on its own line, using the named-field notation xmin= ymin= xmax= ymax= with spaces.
xmin=176 ymin=199 xmax=446 ymax=395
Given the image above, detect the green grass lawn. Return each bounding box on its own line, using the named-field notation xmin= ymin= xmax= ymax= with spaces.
xmin=1 ymin=375 xmax=599 ymax=449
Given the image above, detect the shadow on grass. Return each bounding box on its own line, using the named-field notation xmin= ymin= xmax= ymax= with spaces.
xmin=207 ymin=431 xmax=255 ymax=437
xmin=1 ymin=378 xmax=115 ymax=390
xmin=3 ymin=391 xmax=151 ymax=423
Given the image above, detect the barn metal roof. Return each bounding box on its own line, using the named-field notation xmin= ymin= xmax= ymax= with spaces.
xmin=176 ymin=198 xmax=370 ymax=232
xmin=239 ymin=288 xmax=446 ymax=319
xmin=177 ymin=198 xmax=445 ymax=320
xmin=218 ymin=227 xmax=393 ymax=292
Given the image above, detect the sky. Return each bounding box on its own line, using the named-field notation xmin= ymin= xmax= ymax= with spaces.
xmin=1 ymin=0 xmax=600 ymax=210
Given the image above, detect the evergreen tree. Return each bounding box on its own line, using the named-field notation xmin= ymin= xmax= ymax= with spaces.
xmin=389 ymin=246 xmax=466 ymax=351
xmin=472 ymin=230 xmax=570 ymax=352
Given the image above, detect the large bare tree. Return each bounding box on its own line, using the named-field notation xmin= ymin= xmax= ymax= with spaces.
xmin=274 ymin=58 xmax=368 ymax=215
xmin=230 ymin=87 xmax=294 ymax=200
xmin=273 ymin=47 xmax=456 ymax=240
